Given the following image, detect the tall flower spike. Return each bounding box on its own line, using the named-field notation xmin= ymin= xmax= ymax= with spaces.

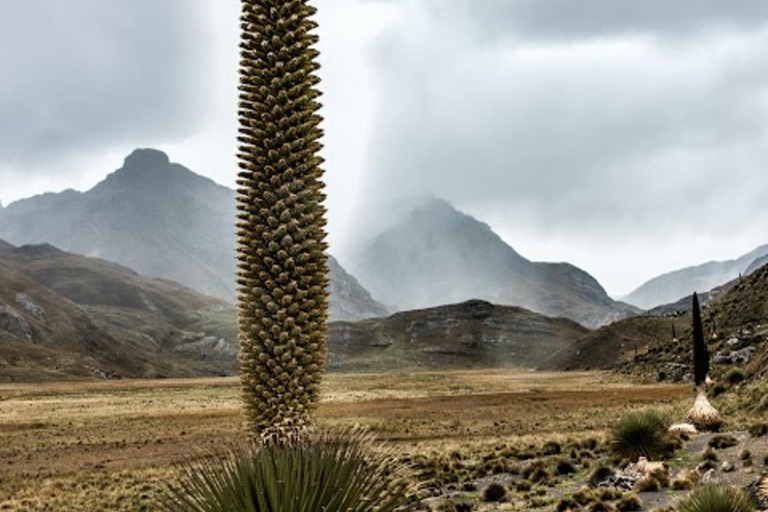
xmin=236 ymin=0 xmax=329 ymax=442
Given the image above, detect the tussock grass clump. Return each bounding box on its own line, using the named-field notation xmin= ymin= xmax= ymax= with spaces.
xmin=522 ymin=461 xmax=551 ymax=484
xmin=708 ymin=435 xmax=738 ymax=450
xmin=589 ymin=466 xmax=616 ymax=488
xmin=672 ymin=470 xmax=700 ymax=491
xmin=481 ymin=482 xmax=507 ymax=502
xmin=617 ymin=494 xmax=643 ymax=512
xmin=725 ymin=368 xmax=746 ymax=385
xmin=556 ymin=458 xmax=578 ymax=475
xmin=161 ymin=429 xmax=412 ymax=512
xmin=677 ymin=485 xmax=754 ymax=512
xmin=748 ymin=423 xmax=768 ymax=438
xmin=611 ymin=410 xmax=669 ymax=461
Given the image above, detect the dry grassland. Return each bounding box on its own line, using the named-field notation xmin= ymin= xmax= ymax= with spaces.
xmin=0 ymin=370 xmax=689 ymax=511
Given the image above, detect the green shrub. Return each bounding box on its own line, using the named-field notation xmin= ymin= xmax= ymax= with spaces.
xmin=161 ymin=430 xmax=411 ymax=512
xmin=481 ymin=482 xmax=507 ymax=502
xmin=611 ymin=410 xmax=669 ymax=461
xmin=725 ymin=368 xmax=746 ymax=385
xmin=677 ymin=485 xmax=754 ymax=512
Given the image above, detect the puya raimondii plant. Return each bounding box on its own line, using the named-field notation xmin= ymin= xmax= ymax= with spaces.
xmin=687 ymin=292 xmax=721 ymax=430
xmin=236 ymin=0 xmax=329 ymax=442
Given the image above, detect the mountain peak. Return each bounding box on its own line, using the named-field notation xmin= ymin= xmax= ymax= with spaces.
xmin=123 ymin=148 xmax=170 ymax=169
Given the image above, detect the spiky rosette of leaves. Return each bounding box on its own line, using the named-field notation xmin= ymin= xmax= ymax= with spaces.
xmin=236 ymin=0 xmax=329 ymax=440
xmin=161 ymin=428 xmax=415 ymax=512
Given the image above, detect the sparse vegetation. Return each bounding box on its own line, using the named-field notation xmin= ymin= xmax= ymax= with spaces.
xmin=611 ymin=410 xmax=669 ymax=461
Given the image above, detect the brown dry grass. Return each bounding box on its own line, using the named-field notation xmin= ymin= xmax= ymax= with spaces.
xmin=0 ymin=370 xmax=689 ymax=511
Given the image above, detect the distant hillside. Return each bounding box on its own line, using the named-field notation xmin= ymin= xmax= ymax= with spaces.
xmin=607 ymin=259 xmax=768 ymax=383
xmin=746 ymin=254 xmax=768 ymax=276
xmin=0 ymin=149 xmax=387 ymax=322
xmin=624 ymin=245 xmax=768 ymax=310
xmin=0 ymin=241 xmax=237 ymax=381
xmin=542 ymin=316 xmax=690 ymax=372
xmin=350 ymin=198 xmax=638 ymax=329
xmin=648 ymin=279 xmax=737 ymax=317
xmin=327 ymin=299 xmax=590 ymax=372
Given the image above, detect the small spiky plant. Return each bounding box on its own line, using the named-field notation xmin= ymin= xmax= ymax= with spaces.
xmin=162 ymin=429 xmax=413 ymax=512
xmin=236 ymin=0 xmax=329 ymax=441
xmin=677 ymin=485 xmax=754 ymax=512
xmin=687 ymin=293 xmax=721 ymax=430
xmin=611 ymin=410 xmax=669 ymax=461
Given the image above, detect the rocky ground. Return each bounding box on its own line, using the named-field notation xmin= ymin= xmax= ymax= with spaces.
xmin=415 ymin=425 xmax=768 ymax=511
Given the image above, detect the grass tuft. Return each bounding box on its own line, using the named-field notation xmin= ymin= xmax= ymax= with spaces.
xmin=611 ymin=410 xmax=669 ymax=461
xmin=677 ymin=485 xmax=754 ymax=512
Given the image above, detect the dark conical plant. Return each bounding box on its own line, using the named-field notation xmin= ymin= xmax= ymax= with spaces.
xmin=692 ymin=292 xmax=709 ymax=387
xmin=687 ymin=292 xmax=721 ymax=430
xmin=236 ymin=0 xmax=329 ymax=441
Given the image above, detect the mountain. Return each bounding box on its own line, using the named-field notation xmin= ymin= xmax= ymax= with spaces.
xmin=746 ymin=254 xmax=768 ymax=276
xmin=328 ymin=256 xmax=388 ymax=321
xmin=624 ymin=245 xmax=768 ymax=310
xmin=0 ymin=241 xmax=237 ymax=382
xmin=0 ymin=149 xmax=387 ymax=322
xmin=327 ymin=299 xmax=589 ymax=372
xmin=0 ymin=241 xmax=590 ymax=380
xmin=349 ymin=198 xmax=638 ymax=328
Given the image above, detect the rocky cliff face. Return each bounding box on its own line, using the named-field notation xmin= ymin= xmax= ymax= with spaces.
xmin=350 ymin=198 xmax=638 ymax=328
xmin=0 ymin=149 xmax=386 ymax=322
xmin=328 ymin=256 xmax=388 ymax=321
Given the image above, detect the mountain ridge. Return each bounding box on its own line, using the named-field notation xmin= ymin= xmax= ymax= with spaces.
xmin=0 ymin=149 xmax=387 ymax=323
xmin=624 ymin=244 xmax=768 ymax=309
xmin=350 ymin=198 xmax=638 ymax=328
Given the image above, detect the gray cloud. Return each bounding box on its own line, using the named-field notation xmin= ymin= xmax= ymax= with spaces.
xmin=0 ymin=0 xmax=211 ymax=170
xmin=349 ymin=0 xmax=768 ymax=293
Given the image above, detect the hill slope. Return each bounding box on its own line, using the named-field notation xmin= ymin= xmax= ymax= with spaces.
xmin=327 ymin=299 xmax=590 ymax=372
xmin=0 ymin=241 xmax=237 ymax=381
xmin=624 ymin=245 xmax=768 ymax=310
xmin=585 ymin=260 xmax=768 ymax=383
xmin=350 ymin=198 xmax=638 ymax=328
xmin=0 ymin=149 xmax=387 ymax=322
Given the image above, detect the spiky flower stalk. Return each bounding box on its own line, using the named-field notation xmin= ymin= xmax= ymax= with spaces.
xmin=692 ymin=292 xmax=709 ymax=387
xmin=236 ymin=0 xmax=329 ymax=442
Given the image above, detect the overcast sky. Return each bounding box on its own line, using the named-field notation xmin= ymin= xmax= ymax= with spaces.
xmin=1 ymin=0 xmax=767 ymax=296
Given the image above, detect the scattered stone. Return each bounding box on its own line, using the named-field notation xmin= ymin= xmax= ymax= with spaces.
xmin=701 ymin=469 xmax=718 ymax=484
xmin=600 ymin=464 xmax=643 ymax=491
xmin=721 ymin=461 xmax=735 ymax=473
